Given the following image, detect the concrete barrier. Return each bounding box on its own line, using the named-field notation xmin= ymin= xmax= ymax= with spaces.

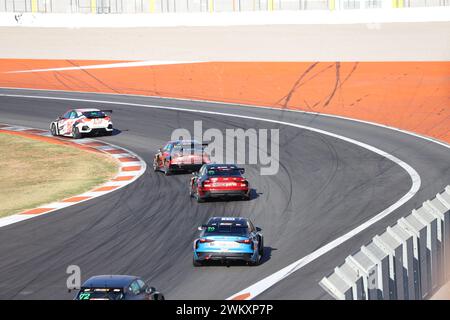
xmin=320 ymin=185 xmax=450 ymax=300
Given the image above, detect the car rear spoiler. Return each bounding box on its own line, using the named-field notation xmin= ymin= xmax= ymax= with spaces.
xmin=179 ymin=142 xmax=209 ymax=152
xmin=100 ymin=109 xmax=113 ymax=113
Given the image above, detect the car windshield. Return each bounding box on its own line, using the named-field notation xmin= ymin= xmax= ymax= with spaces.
xmin=204 ymin=225 xmax=249 ymax=237
xmin=82 ymin=111 xmax=106 ymax=119
xmin=207 ymin=168 xmax=242 ymax=177
xmin=77 ymin=288 xmax=124 ymax=300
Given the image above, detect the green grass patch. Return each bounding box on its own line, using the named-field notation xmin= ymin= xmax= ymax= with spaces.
xmin=0 ymin=133 xmax=118 ymax=217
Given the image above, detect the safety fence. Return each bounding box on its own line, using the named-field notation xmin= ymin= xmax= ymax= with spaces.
xmin=320 ymin=186 xmax=450 ymax=299
xmin=0 ymin=0 xmax=449 ymax=13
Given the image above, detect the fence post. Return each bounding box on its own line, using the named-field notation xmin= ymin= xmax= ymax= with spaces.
xmin=436 ymin=186 xmax=450 ymax=281
xmin=31 ymin=0 xmax=38 ymax=13
xmin=373 ymin=233 xmax=405 ymax=299
xmin=387 ymin=224 xmax=416 ymax=299
xmin=412 ymin=207 xmax=439 ymax=295
xmin=150 ymin=0 xmax=155 ymax=12
xmin=362 ymin=241 xmax=391 ymax=299
xmin=91 ymin=0 xmax=97 ymax=13
xmin=329 ymin=0 xmax=336 ymax=10
xmin=268 ymin=0 xmax=274 ymax=11
xmin=319 ymin=273 xmax=353 ymax=300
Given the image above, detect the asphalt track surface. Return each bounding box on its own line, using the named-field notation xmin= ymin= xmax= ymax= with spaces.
xmin=0 ymin=88 xmax=449 ymax=300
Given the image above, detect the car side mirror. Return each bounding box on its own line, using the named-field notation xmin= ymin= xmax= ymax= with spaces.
xmin=192 ymin=172 xmax=197 ymax=176
xmin=197 ymin=226 xmax=203 ymax=231
xmin=158 ymin=148 xmax=162 ymax=153
xmin=146 ymin=287 xmax=154 ymax=294
xmin=256 ymin=227 xmax=262 ymax=232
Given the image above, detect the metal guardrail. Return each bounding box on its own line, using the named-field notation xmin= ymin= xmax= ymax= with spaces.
xmin=0 ymin=0 xmax=449 ymax=13
xmin=320 ymin=185 xmax=450 ymax=300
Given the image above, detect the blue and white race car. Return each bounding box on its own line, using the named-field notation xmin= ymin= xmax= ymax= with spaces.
xmin=193 ymin=217 xmax=264 ymax=266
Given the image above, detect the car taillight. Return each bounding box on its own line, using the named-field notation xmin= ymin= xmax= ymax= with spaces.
xmin=239 ymin=180 xmax=248 ymax=187
xmin=196 ymin=238 xmax=213 ymax=249
xmin=202 ymin=180 xmax=211 ymax=187
xmin=236 ymin=239 xmax=252 ymax=244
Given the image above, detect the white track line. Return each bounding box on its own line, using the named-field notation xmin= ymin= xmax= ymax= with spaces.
xmin=0 ymin=92 xmax=423 ymax=299
xmin=5 ymin=60 xmax=204 ymax=74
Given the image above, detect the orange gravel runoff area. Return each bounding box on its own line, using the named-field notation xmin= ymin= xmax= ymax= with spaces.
xmin=0 ymin=59 xmax=449 ymax=144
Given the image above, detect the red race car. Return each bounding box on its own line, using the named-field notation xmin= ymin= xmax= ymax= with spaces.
xmin=153 ymin=140 xmax=210 ymax=175
xmin=190 ymin=164 xmax=250 ymax=203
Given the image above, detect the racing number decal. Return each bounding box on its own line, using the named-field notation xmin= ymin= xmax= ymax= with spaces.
xmin=79 ymin=292 xmax=91 ymax=300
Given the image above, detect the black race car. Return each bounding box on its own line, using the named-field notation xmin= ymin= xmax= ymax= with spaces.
xmin=74 ymin=275 xmax=164 ymax=300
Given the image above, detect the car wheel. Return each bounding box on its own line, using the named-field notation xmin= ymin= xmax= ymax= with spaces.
xmin=50 ymin=123 xmax=57 ymax=136
xmin=248 ymin=253 xmax=261 ymax=266
xmin=196 ymin=190 xmax=205 ymax=203
xmin=258 ymin=238 xmax=264 ymax=257
xmin=164 ymin=162 xmax=171 ymax=176
xmin=153 ymin=158 xmax=159 ymax=172
xmin=152 ymin=293 xmax=165 ymax=300
xmin=193 ymin=257 xmax=203 ymax=267
xmin=72 ymin=126 xmax=82 ymax=139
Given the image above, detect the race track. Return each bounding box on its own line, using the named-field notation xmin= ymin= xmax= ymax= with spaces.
xmin=0 ymin=88 xmax=449 ymax=299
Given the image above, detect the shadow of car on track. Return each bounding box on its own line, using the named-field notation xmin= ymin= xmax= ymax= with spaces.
xmin=108 ymin=128 xmax=123 ymax=136
xmin=194 ymin=247 xmax=276 ymax=268
xmin=84 ymin=128 xmax=122 ymax=138
xmin=190 ymin=188 xmax=261 ymax=203
xmin=58 ymin=128 xmax=123 ymax=139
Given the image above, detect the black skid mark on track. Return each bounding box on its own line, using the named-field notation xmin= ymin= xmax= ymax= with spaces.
xmin=276 ymin=62 xmax=319 ymax=109
xmin=323 ymin=62 xmax=341 ymax=107
xmin=65 ymin=60 xmax=121 ymax=94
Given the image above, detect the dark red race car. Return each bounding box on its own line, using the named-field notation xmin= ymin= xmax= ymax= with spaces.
xmin=153 ymin=140 xmax=210 ymax=175
xmin=190 ymin=164 xmax=250 ymax=203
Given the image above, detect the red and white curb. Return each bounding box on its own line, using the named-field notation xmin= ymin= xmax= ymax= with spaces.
xmin=0 ymin=123 xmax=146 ymax=228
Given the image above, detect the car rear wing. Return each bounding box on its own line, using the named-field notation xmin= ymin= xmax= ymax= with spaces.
xmin=100 ymin=109 xmax=113 ymax=113
xmin=210 ymin=166 xmax=245 ymax=174
xmin=178 ymin=142 xmax=209 ymax=154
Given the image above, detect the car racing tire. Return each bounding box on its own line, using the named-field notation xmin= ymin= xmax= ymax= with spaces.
xmin=258 ymin=237 xmax=264 ymax=257
xmin=50 ymin=123 xmax=57 ymax=136
xmin=72 ymin=126 xmax=82 ymax=139
xmin=195 ymin=190 xmax=205 ymax=203
xmin=152 ymin=293 xmax=165 ymax=300
xmin=163 ymin=162 xmax=171 ymax=176
xmin=193 ymin=257 xmax=203 ymax=267
xmin=248 ymin=253 xmax=261 ymax=267
xmin=153 ymin=158 xmax=159 ymax=172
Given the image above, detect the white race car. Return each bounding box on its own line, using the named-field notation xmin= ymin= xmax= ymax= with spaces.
xmin=50 ymin=108 xmax=113 ymax=139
